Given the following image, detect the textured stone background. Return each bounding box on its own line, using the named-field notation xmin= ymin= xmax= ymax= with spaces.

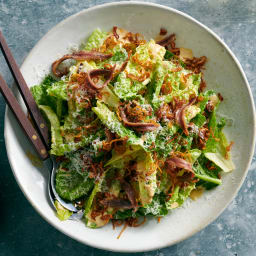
xmin=0 ymin=0 xmax=255 ymax=255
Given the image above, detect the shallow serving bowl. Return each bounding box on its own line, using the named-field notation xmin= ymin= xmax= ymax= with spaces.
xmin=4 ymin=1 xmax=255 ymax=252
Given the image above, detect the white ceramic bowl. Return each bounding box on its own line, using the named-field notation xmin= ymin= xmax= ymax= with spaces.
xmin=4 ymin=1 xmax=255 ymax=252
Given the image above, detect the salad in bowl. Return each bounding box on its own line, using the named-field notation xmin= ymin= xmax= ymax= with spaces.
xmin=31 ymin=26 xmax=235 ymax=230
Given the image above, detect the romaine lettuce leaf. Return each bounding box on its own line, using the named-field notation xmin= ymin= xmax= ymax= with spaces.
xmin=96 ymin=45 xmax=128 ymax=71
xmin=105 ymin=145 xmax=142 ymax=168
xmin=187 ymin=149 xmax=202 ymax=164
xmin=84 ymin=184 xmax=104 ymax=228
xmin=40 ymin=102 xmax=104 ymax=156
xmin=83 ymin=28 xmax=108 ymax=51
xmin=114 ymin=209 xmax=139 ymax=219
xmin=141 ymin=193 xmax=168 ymax=216
xmin=193 ymin=160 xmax=222 ymax=185
xmin=204 ymin=151 xmax=234 ymax=173
xmin=192 ymin=113 xmax=206 ymax=127
xmin=163 ymin=72 xmax=201 ymax=103
xmin=152 ymin=125 xmax=179 ymax=157
xmin=137 ymin=153 xmax=157 ymax=206
xmin=39 ymin=105 xmax=63 ymax=154
xmin=31 ymin=75 xmax=58 ymax=112
xmin=185 ymin=105 xmax=201 ymax=122
xmin=56 ymin=167 xmax=94 ymax=201
xmin=113 ymin=72 xmax=146 ymax=100
xmin=110 ymin=47 xmax=128 ymax=62
xmin=136 ymin=39 xmax=166 ymax=63
xmin=59 ymin=93 xmax=101 ymax=148
xmin=84 ymin=183 xmax=99 ymax=216
xmin=113 ymin=40 xmax=165 ymax=100
xmin=159 ymin=170 xmax=172 ymax=194
xmin=146 ymin=61 xmax=167 ymax=110
xmin=47 ymin=80 xmax=68 ymax=100
xmin=55 ymin=148 xmax=95 ymax=201
xmin=166 ymin=183 xmax=195 ymax=210
xmin=164 ymin=50 xmax=175 ymax=60
xmin=84 ymin=172 xmax=112 ymax=228
xmin=107 ymin=147 xmax=157 ymax=206
xmin=92 ymin=101 xmax=143 ymax=146
xmin=52 ymin=129 xmax=105 ymax=156
xmin=203 ymin=110 xmax=235 ymax=172
xmin=185 ymin=149 xmax=222 ymax=185
xmin=198 ymin=90 xmax=216 ymax=112
xmin=98 ymin=85 xmax=119 ymax=110
xmin=45 ymin=80 xmax=68 ymax=119
xmin=54 ymin=200 xmax=72 ymax=221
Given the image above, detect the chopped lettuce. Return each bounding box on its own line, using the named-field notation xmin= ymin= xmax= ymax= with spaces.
xmin=106 ymin=145 xmax=142 ymax=168
xmin=56 ymin=167 xmax=93 ymax=201
xmin=163 ymin=72 xmax=201 ymax=103
xmin=204 ymin=152 xmax=234 ymax=173
xmin=31 ymin=75 xmax=58 ymax=112
xmin=141 ymin=193 xmax=168 ymax=216
xmin=136 ymin=153 xmax=157 ymax=206
xmin=166 ymin=184 xmax=195 ymax=210
xmin=114 ymin=72 xmax=146 ymax=100
xmin=135 ymin=39 xmax=166 ymax=63
xmin=110 ymin=47 xmax=128 ymax=62
xmin=55 ymin=200 xmax=72 ymax=221
xmin=113 ymin=40 xmax=165 ymax=100
xmin=192 ymin=113 xmax=206 ymax=127
xmin=47 ymin=80 xmax=68 ymax=100
xmin=146 ymin=61 xmax=167 ymax=110
xmin=203 ymin=110 xmax=235 ymax=172
xmin=107 ymin=147 xmax=157 ymax=206
xmin=84 ymin=173 xmax=110 ymax=228
xmin=92 ymin=101 xmax=143 ymax=146
xmin=83 ymin=28 xmax=108 ymax=50
xmin=98 ymin=85 xmax=119 ymax=110
xmin=185 ymin=149 xmax=222 ymax=185
xmin=152 ymin=125 xmax=179 ymax=157
xmin=39 ymin=105 xmax=63 ymax=155
xmin=193 ymin=160 xmax=222 ymax=185
xmin=55 ymin=150 xmax=94 ymax=201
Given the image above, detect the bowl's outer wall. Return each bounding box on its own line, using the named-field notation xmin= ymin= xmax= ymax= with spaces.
xmin=4 ymin=2 xmax=255 ymax=252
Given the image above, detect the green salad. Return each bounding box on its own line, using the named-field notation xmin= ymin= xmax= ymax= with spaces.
xmin=31 ymin=27 xmax=235 ymax=228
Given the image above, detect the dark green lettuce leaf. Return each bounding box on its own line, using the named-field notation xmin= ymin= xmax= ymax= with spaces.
xmin=193 ymin=155 xmax=222 ymax=188
xmin=31 ymin=76 xmax=57 ymax=110
xmin=56 ymin=167 xmax=94 ymax=201
xmin=55 ymin=150 xmax=95 ymax=201
xmin=191 ymin=113 xmax=206 ymax=127
xmin=166 ymin=184 xmax=195 ymax=210
xmin=164 ymin=50 xmax=175 ymax=60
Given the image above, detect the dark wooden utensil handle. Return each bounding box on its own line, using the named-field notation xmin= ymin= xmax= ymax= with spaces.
xmin=0 ymin=30 xmax=49 ymax=148
xmin=0 ymin=74 xmax=49 ymax=160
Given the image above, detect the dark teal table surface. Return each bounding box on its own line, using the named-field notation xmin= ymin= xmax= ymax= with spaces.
xmin=0 ymin=1 xmax=256 ymax=255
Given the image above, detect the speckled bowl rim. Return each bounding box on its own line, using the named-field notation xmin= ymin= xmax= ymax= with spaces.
xmin=4 ymin=1 xmax=256 ymax=252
